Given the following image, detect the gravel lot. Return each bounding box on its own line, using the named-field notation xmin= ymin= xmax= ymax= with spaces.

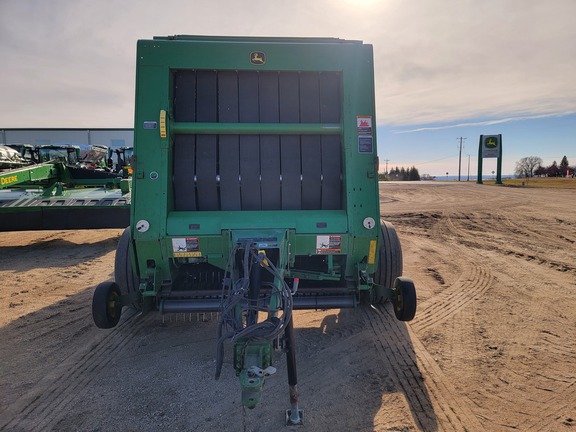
xmin=1 ymin=181 xmax=575 ymax=431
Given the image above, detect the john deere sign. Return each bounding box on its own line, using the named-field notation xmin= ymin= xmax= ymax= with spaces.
xmin=482 ymin=135 xmax=500 ymax=158
xmin=477 ymin=134 xmax=503 ymax=184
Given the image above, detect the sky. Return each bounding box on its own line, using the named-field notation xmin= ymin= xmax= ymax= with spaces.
xmin=1 ymin=0 xmax=575 ymax=176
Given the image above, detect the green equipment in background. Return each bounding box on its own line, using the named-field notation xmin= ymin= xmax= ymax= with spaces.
xmin=0 ymin=148 xmax=130 ymax=231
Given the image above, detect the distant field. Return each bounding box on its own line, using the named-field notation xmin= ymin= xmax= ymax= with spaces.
xmin=484 ymin=177 xmax=576 ymax=189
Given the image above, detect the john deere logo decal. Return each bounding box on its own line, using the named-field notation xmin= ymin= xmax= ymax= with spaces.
xmin=250 ymin=51 xmax=266 ymax=65
xmin=484 ymin=137 xmax=498 ymax=148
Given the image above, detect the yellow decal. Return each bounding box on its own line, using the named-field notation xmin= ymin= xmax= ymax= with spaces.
xmin=250 ymin=51 xmax=266 ymax=65
xmin=160 ymin=110 xmax=167 ymax=138
xmin=368 ymin=240 xmax=377 ymax=265
xmin=1 ymin=175 xmax=19 ymax=186
xmin=173 ymin=251 xmax=202 ymax=258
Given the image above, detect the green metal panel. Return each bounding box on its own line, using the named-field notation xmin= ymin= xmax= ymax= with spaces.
xmin=132 ymin=36 xmax=380 ymax=291
xmin=166 ymin=210 xmax=348 ymax=234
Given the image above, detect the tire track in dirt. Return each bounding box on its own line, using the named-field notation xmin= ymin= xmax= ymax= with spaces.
xmin=380 ymin=183 xmax=528 ymax=217
xmin=441 ymin=211 xmax=576 ymax=276
xmin=471 ymin=373 xmax=574 ymax=431
xmin=404 ymin=220 xmax=518 ymax=429
xmin=482 ymin=211 xmax=576 ymax=262
xmin=382 ymin=184 xmax=576 ymax=430
xmin=0 ymin=308 xmax=144 ymax=432
xmin=411 ymin=263 xmax=493 ymax=334
xmin=523 ymin=381 xmax=576 ymax=431
xmin=504 ymin=321 xmax=576 ymax=431
xmin=362 ymin=304 xmax=484 ymax=431
xmin=451 ymin=267 xmax=574 ymax=430
xmin=23 ymin=314 xmax=86 ymax=343
xmin=422 ymin=283 xmax=509 ymax=430
xmin=415 ymin=214 xmax=573 ymax=429
xmin=512 ymin=212 xmax=576 ymax=242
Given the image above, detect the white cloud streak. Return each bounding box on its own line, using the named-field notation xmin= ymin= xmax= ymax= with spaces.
xmin=392 ymin=112 xmax=576 ymax=133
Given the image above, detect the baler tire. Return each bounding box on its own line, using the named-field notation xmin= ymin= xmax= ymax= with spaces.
xmin=393 ymin=277 xmax=417 ymax=322
xmin=373 ymin=221 xmax=403 ymax=304
xmin=114 ymin=227 xmax=141 ymax=310
xmin=92 ymin=281 xmax=122 ymax=329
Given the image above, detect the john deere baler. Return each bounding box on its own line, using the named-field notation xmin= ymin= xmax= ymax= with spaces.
xmin=92 ymin=36 xmax=416 ymax=422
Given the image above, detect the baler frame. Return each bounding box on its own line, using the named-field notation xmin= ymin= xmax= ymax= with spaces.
xmin=92 ymin=35 xmax=417 ymax=423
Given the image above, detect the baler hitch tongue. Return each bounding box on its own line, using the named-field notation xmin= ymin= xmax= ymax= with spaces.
xmin=216 ymin=235 xmax=301 ymax=418
xmin=240 ymin=366 xmax=277 ymax=409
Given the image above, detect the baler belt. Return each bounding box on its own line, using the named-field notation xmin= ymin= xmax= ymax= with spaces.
xmin=172 ymin=69 xmax=343 ymax=211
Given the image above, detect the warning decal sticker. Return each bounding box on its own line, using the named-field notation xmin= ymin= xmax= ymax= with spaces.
xmin=316 ymin=235 xmax=342 ymax=254
xmin=357 ymin=115 xmax=374 ymax=153
xmin=356 ymin=116 xmax=373 ymax=135
xmin=172 ymin=237 xmax=201 ymax=257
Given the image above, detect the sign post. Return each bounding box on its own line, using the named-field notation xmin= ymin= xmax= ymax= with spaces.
xmin=477 ymin=134 xmax=502 ymax=184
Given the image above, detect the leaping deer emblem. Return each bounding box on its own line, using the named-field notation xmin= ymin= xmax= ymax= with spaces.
xmin=250 ymin=51 xmax=266 ymax=65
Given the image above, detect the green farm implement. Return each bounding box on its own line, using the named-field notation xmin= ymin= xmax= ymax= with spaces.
xmin=0 ymin=156 xmax=130 ymax=231
xmin=92 ymin=35 xmax=417 ymax=424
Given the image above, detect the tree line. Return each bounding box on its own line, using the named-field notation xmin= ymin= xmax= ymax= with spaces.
xmin=379 ymin=166 xmax=421 ymax=181
xmin=515 ymin=155 xmax=575 ymax=178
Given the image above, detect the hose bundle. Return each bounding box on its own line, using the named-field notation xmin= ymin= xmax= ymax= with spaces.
xmin=215 ymin=243 xmax=293 ymax=379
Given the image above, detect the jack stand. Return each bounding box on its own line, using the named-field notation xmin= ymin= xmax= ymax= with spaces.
xmin=285 ymin=317 xmax=304 ymax=425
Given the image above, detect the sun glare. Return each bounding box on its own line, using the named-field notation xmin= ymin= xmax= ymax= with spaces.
xmin=338 ymin=0 xmax=391 ymax=8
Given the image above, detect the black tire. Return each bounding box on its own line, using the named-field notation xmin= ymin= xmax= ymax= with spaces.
xmin=92 ymin=281 xmax=122 ymax=329
xmin=393 ymin=277 xmax=417 ymax=322
xmin=373 ymin=221 xmax=403 ymax=304
xmin=114 ymin=227 xmax=141 ymax=310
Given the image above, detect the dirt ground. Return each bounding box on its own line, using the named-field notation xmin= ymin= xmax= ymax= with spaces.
xmin=0 ymin=181 xmax=575 ymax=431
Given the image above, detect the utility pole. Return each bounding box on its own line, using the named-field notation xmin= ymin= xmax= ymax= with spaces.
xmin=383 ymin=159 xmax=390 ymax=178
xmin=467 ymin=154 xmax=471 ymax=181
xmin=457 ymin=137 xmax=466 ymax=181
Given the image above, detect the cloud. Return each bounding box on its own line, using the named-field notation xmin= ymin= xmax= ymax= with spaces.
xmin=370 ymin=0 xmax=576 ymax=126
xmin=392 ymin=112 xmax=576 ymax=133
xmin=0 ymin=0 xmax=575 ymax=128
